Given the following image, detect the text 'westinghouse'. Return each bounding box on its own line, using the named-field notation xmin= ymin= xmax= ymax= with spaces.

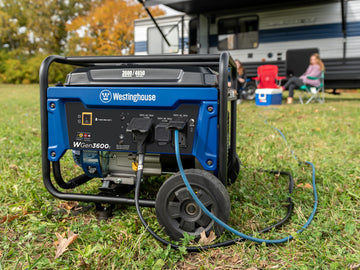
xmin=113 ymin=93 xmax=156 ymax=102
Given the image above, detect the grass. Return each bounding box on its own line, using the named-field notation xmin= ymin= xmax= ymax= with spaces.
xmin=0 ymin=84 xmax=359 ymax=269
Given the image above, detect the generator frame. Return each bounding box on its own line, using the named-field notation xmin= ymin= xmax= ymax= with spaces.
xmin=39 ymin=52 xmax=238 ymax=208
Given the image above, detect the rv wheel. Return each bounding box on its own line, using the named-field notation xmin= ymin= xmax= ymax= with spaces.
xmin=242 ymin=82 xmax=256 ymax=100
xmin=155 ymin=169 xmax=230 ymax=241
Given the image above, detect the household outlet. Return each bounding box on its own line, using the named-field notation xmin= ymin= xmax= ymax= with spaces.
xmin=173 ymin=131 xmax=187 ymax=148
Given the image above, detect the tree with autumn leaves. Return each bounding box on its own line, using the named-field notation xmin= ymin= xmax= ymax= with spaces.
xmin=67 ymin=0 xmax=164 ymax=56
xmin=0 ymin=0 xmax=164 ymax=83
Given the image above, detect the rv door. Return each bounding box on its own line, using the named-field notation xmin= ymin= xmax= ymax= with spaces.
xmin=189 ymin=18 xmax=198 ymax=54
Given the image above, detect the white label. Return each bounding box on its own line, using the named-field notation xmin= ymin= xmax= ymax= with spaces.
xmin=121 ymin=70 xmax=146 ymax=78
xmin=73 ymin=141 xmax=110 ymax=149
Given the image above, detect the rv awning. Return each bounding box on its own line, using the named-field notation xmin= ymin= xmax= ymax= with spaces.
xmin=144 ymin=0 xmax=340 ymax=14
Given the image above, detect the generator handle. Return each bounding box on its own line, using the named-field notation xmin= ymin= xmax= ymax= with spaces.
xmin=218 ymin=52 xmax=237 ymax=184
xmin=39 ymin=54 xmax=233 ymax=68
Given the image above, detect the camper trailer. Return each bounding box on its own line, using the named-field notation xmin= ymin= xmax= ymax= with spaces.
xmin=134 ymin=0 xmax=360 ymax=89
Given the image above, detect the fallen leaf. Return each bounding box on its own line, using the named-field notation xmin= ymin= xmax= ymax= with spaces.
xmin=0 ymin=211 xmax=39 ymax=224
xmin=54 ymin=230 xmax=79 ymax=259
xmin=336 ymin=187 xmax=344 ymax=193
xmin=198 ymin=230 xmax=216 ymax=245
xmin=53 ymin=231 xmax=66 ymax=247
xmin=0 ymin=215 xmax=19 ymax=224
xmin=349 ymin=263 xmax=360 ymax=270
xmin=59 ymin=201 xmax=79 ymax=211
xmin=9 ymin=164 xmax=19 ymax=170
xmin=297 ymin=183 xmax=313 ymax=189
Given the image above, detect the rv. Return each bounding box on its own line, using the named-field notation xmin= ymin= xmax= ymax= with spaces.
xmin=134 ymin=0 xmax=360 ymax=90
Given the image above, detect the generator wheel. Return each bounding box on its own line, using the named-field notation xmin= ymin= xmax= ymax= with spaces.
xmin=227 ymin=152 xmax=241 ymax=184
xmin=155 ymin=169 xmax=230 ymax=241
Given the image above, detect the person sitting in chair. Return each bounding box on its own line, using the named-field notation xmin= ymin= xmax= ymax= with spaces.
xmin=228 ymin=59 xmax=247 ymax=90
xmin=281 ymin=53 xmax=324 ymax=104
xmin=235 ymin=59 xmax=247 ymax=89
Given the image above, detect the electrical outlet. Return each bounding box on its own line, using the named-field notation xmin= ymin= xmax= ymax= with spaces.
xmin=172 ymin=131 xmax=187 ymax=148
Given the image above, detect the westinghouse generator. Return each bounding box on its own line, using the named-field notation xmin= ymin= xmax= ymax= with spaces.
xmin=40 ymin=53 xmax=241 ymax=241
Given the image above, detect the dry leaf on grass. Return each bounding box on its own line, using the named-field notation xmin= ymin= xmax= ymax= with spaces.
xmin=0 ymin=215 xmax=19 ymax=224
xmin=0 ymin=210 xmax=39 ymax=224
xmin=59 ymin=201 xmax=79 ymax=211
xmin=8 ymin=164 xmax=19 ymax=170
xmin=297 ymin=183 xmax=313 ymax=189
xmin=198 ymin=230 xmax=216 ymax=245
xmin=54 ymin=230 xmax=79 ymax=259
xmin=349 ymin=263 xmax=360 ymax=270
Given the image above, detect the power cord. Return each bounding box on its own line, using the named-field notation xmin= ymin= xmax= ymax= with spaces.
xmin=132 ymin=124 xmax=313 ymax=251
xmin=173 ymin=129 xmax=318 ymax=244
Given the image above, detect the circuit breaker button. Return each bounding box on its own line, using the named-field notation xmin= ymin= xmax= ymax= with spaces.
xmin=82 ymin=112 xmax=92 ymax=125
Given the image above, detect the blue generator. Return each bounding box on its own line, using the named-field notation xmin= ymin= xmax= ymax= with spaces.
xmin=40 ymin=53 xmax=240 ymax=240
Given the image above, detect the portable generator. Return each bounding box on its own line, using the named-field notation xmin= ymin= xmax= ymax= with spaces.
xmin=40 ymin=53 xmax=240 ymax=241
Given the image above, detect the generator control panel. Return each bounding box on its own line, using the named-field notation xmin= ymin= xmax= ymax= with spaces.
xmin=66 ymin=102 xmax=199 ymax=154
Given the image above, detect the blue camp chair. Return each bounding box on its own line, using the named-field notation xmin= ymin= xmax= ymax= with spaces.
xmin=298 ymin=71 xmax=325 ymax=104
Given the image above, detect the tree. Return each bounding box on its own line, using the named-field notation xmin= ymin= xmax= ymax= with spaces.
xmin=66 ymin=0 xmax=164 ymax=56
xmin=0 ymin=1 xmax=27 ymax=53
xmin=0 ymin=0 xmax=101 ymax=55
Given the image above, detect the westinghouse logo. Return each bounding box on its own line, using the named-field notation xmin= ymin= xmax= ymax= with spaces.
xmin=99 ymin=90 xmax=157 ymax=103
xmin=99 ymin=89 xmax=112 ymax=103
xmin=113 ymin=93 xmax=156 ymax=102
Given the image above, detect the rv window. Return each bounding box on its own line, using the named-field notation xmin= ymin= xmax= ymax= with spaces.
xmin=218 ymin=16 xmax=258 ymax=50
xmin=147 ymin=25 xmax=179 ymax=54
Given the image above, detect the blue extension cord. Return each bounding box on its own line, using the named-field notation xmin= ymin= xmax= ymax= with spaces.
xmin=174 ymin=127 xmax=318 ymax=244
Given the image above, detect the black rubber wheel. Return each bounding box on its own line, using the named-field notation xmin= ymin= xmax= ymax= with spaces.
xmin=155 ymin=169 xmax=231 ymax=241
xmin=227 ymin=152 xmax=240 ymax=184
xmin=241 ymin=82 xmax=256 ymax=100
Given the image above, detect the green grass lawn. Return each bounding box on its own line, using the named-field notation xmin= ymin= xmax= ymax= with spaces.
xmin=0 ymin=84 xmax=359 ymax=269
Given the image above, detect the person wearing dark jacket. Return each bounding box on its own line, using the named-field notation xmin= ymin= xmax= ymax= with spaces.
xmin=235 ymin=59 xmax=246 ymax=89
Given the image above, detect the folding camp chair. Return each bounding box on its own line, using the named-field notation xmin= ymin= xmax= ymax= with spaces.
xmin=253 ymin=65 xmax=286 ymax=89
xmin=298 ymin=71 xmax=325 ymax=104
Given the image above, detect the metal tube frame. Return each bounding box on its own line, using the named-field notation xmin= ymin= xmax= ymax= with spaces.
xmin=40 ymin=53 xmax=237 ymax=206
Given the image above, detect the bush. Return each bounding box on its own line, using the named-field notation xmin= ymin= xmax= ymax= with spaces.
xmin=0 ymin=53 xmax=72 ymax=84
